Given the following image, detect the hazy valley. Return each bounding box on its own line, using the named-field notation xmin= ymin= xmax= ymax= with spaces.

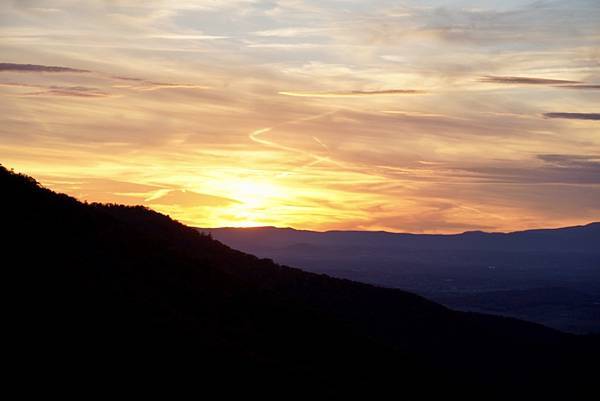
xmin=203 ymin=225 xmax=600 ymax=333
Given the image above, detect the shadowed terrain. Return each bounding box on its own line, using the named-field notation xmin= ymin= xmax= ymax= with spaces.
xmin=203 ymin=226 xmax=600 ymax=333
xmin=3 ymin=164 xmax=598 ymax=397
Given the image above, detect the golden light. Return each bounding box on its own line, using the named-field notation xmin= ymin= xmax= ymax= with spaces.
xmin=1 ymin=0 xmax=598 ymax=234
xmin=208 ymin=178 xmax=287 ymax=228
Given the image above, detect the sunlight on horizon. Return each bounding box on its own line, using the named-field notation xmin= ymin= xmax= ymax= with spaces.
xmin=0 ymin=0 xmax=599 ymax=233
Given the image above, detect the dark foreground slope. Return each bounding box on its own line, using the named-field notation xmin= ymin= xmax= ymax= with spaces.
xmin=2 ymin=165 xmax=597 ymax=397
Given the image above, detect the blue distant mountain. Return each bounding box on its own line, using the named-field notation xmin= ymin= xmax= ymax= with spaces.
xmin=202 ymin=224 xmax=600 ymax=333
xmin=202 ymin=223 xmax=600 ymax=252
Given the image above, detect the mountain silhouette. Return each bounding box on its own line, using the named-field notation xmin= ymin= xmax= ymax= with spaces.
xmin=204 ymin=225 xmax=600 ymax=333
xmin=2 ymin=164 xmax=597 ymax=397
xmin=203 ymin=223 xmax=600 ymax=253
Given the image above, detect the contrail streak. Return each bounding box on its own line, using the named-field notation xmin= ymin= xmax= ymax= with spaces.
xmin=312 ymin=136 xmax=329 ymax=151
xmin=248 ymin=110 xmax=344 ymax=178
xmin=458 ymin=205 xmax=507 ymax=221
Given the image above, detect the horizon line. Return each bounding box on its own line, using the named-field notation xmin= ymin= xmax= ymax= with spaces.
xmin=197 ymin=221 xmax=600 ymax=237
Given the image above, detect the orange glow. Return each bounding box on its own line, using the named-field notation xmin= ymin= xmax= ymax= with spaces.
xmin=1 ymin=1 xmax=599 ymax=233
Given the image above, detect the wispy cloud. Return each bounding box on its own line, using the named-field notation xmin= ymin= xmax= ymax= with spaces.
xmin=1 ymin=82 xmax=111 ymax=98
xmin=111 ymin=76 xmax=145 ymax=82
xmin=380 ymin=110 xmax=467 ymax=120
xmin=452 ymin=154 xmax=600 ymax=185
xmin=558 ymin=85 xmax=600 ymax=90
xmin=0 ymin=82 xmax=43 ymax=89
xmin=148 ymin=34 xmax=228 ymax=40
xmin=245 ymin=43 xmax=323 ymax=50
xmin=279 ymin=89 xmax=425 ymax=98
xmin=127 ymin=82 xmax=211 ymax=91
xmin=111 ymin=76 xmax=209 ymax=91
xmin=479 ymin=76 xmax=581 ymax=85
xmin=0 ymin=62 xmax=90 ymax=73
xmin=147 ymin=189 xmax=239 ymax=207
xmin=252 ymin=27 xmax=331 ymax=38
xmin=22 ymin=87 xmax=111 ymax=98
xmin=2 ymin=0 xmax=600 ymax=233
xmin=543 ymin=113 xmax=600 ymax=121
xmin=538 ymin=154 xmax=600 ymax=168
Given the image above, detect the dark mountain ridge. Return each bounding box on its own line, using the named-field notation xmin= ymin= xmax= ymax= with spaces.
xmin=3 ymin=165 xmax=597 ymax=397
xmin=202 ymin=223 xmax=600 ymax=253
xmin=202 ymin=225 xmax=600 ymax=333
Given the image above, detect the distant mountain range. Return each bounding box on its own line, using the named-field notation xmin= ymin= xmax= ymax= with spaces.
xmin=3 ymin=164 xmax=598 ymax=397
xmin=202 ymin=225 xmax=600 ymax=333
xmin=202 ymin=223 xmax=600 ymax=253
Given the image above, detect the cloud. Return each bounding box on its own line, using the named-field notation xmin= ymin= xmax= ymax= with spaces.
xmin=479 ymin=76 xmax=581 ymax=85
xmin=380 ymin=110 xmax=467 ymax=120
xmin=130 ymin=82 xmax=211 ymax=91
xmin=39 ymin=177 xmax=239 ymax=208
xmin=148 ymin=34 xmax=228 ymax=40
xmin=0 ymin=82 xmax=111 ymax=97
xmin=252 ymin=27 xmax=330 ymax=38
xmin=147 ymin=189 xmax=240 ymax=207
xmin=537 ymin=154 xmax=600 ymax=168
xmin=1 ymin=67 xmax=207 ymax=93
xmin=245 ymin=43 xmax=323 ymax=50
xmin=543 ymin=113 xmax=600 ymax=121
xmin=111 ymin=76 xmax=145 ymax=82
xmin=1 ymin=0 xmax=599 ymax=233
xmin=0 ymin=82 xmax=42 ymax=89
xmin=21 ymin=85 xmax=110 ymax=98
xmin=536 ymin=154 xmax=600 ymax=184
xmin=478 ymin=76 xmax=600 ymax=90
xmin=0 ymin=63 xmax=90 ymax=73
xmin=111 ymin=76 xmax=209 ymax=91
xmin=24 ymin=89 xmax=110 ymax=98
xmin=452 ymin=154 xmax=600 ymax=185
xmin=279 ymin=89 xmax=425 ymax=98
xmin=558 ymin=85 xmax=600 ymax=90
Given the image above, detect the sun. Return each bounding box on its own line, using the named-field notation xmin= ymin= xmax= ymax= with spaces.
xmin=211 ymin=178 xmax=285 ymax=227
xmin=227 ymin=180 xmax=281 ymax=207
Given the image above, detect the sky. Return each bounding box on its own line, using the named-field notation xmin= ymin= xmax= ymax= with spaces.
xmin=0 ymin=0 xmax=599 ymax=233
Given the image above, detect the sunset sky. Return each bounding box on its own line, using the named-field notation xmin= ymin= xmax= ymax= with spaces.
xmin=1 ymin=0 xmax=599 ymax=233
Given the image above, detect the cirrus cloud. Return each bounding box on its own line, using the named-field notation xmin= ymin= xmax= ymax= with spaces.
xmin=0 ymin=62 xmax=90 ymax=73
xmin=279 ymin=89 xmax=426 ymax=98
xmin=479 ymin=76 xmax=581 ymax=85
xmin=543 ymin=113 xmax=600 ymax=121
